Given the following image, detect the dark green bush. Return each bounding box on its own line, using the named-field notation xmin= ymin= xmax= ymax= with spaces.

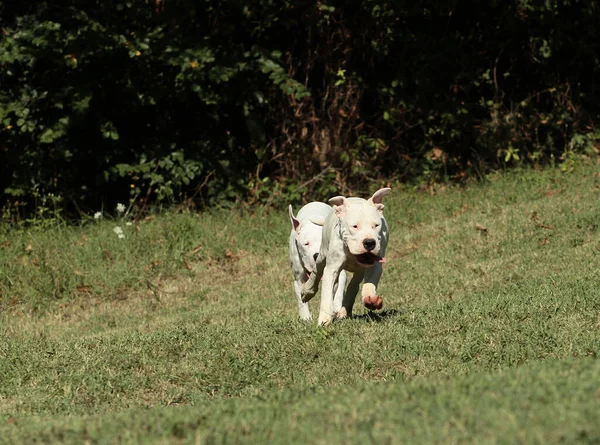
xmin=1 ymin=0 xmax=599 ymax=218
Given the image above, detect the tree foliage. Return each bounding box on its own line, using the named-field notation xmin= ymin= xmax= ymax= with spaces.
xmin=1 ymin=0 xmax=599 ymax=216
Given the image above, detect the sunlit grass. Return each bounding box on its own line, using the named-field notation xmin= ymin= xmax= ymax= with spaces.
xmin=1 ymin=163 xmax=600 ymax=443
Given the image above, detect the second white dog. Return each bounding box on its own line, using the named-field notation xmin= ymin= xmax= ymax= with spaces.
xmin=289 ymin=202 xmax=346 ymax=321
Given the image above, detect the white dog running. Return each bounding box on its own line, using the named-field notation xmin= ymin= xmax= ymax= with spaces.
xmin=289 ymin=202 xmax=346 ymax=321
xmin=301 ymin=188 xmax=391 ymax=326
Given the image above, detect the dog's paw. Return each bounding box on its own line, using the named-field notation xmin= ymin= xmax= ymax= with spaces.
xmin=317 ymin=312 xmax=333 ymax=327
xmin=334 ymin=307 xmax=348 ymax=320
xmin=298 ymin=309 xmax=312 ymax=322
xmin=362 ymin=295 xmax=383 ymax=311
xmin=301 ymin=287 xmax=316 ymax=303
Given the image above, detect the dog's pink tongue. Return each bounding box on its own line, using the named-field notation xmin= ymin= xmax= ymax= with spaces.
xmin=377 ymin=257 xmax=387 ymax=263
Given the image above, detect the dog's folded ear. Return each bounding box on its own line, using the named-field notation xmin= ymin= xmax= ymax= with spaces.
xmin=328 ymin=196 xmax=347 ymax=218
xmin=310 ymin=217 xmax=325 ymax=226
xmin=289 ymin=205 xmax=302 ymax=232
xmin=367 ymin=188 xmax=391 ymax=213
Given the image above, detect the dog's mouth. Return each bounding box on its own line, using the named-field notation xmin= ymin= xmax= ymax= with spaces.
xmin=354 ymin=252 xmax=385 ymax=266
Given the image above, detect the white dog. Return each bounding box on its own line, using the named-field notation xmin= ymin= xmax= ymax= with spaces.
xmin=301 ymin=188 xmax=391 ymax=326
xmin=289 ymin=202 xmax=346 ymax=321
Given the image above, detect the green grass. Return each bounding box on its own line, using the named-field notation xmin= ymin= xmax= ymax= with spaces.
xmin=2 ymin=163 xmax=600 ymax=444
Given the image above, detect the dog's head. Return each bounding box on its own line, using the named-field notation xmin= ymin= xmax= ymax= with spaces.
xmin=329 ymin=188 xmax=390 ymax=267
xmin=289 ymin=205 xmax=325 ymax=274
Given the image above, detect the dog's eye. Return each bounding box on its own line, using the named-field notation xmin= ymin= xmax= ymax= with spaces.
xmin=375 ymin=223 xmax=380 ymax=228
xmin=304 ymin=242 xmax=310 ymax=246
xmin=352 ymin=225 xmax=359 ymax=229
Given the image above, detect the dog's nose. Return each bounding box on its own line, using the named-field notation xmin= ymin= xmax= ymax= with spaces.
xmin=363 ymin=238 xmax=376 ymax=251
xmin=313 ymin=253 xmax=319 ymax=261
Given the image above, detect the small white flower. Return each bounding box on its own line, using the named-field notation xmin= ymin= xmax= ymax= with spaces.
xmin=116 ymin=203 xmax=126 ymax=214
xmin=94 ymin=211 xmax=102 ymax=220
xmin=113 ymin=226 xmax=124 ymax=239
xmin=125 ymin=221 xmax=133 ymax=226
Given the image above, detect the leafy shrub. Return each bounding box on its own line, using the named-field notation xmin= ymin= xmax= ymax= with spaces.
xmin=0 ymin=0 xmax=599 ymax=218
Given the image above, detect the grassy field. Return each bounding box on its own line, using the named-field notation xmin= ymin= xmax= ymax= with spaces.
xmin=2 ymin=163 xmax=600 ymax=444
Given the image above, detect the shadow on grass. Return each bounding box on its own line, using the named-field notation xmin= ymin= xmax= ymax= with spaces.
xmin=353 ymin=308 xmax=400 ymax=322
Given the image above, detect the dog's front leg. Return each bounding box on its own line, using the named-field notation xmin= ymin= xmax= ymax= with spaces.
xmin=339 ymin=269 xmax=365 ymax=319
xmin=332 ymin=270 xmax=347 ymax=317
xmin=301 ymin=273 xmax=318 ymax=303
xmin=301 ymin=253 xmax=325 ymax=303
xmin=294 ymin=280 xmax=312 ymax=320
xmin=362 ymin=263 xmax=384 ymax=310
xmin=318 ymin=262 xmax=343 ymax=326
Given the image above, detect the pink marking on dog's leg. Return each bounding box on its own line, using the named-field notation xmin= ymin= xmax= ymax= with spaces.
xmin=363 ymin=295 xmax=383 ymax=311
